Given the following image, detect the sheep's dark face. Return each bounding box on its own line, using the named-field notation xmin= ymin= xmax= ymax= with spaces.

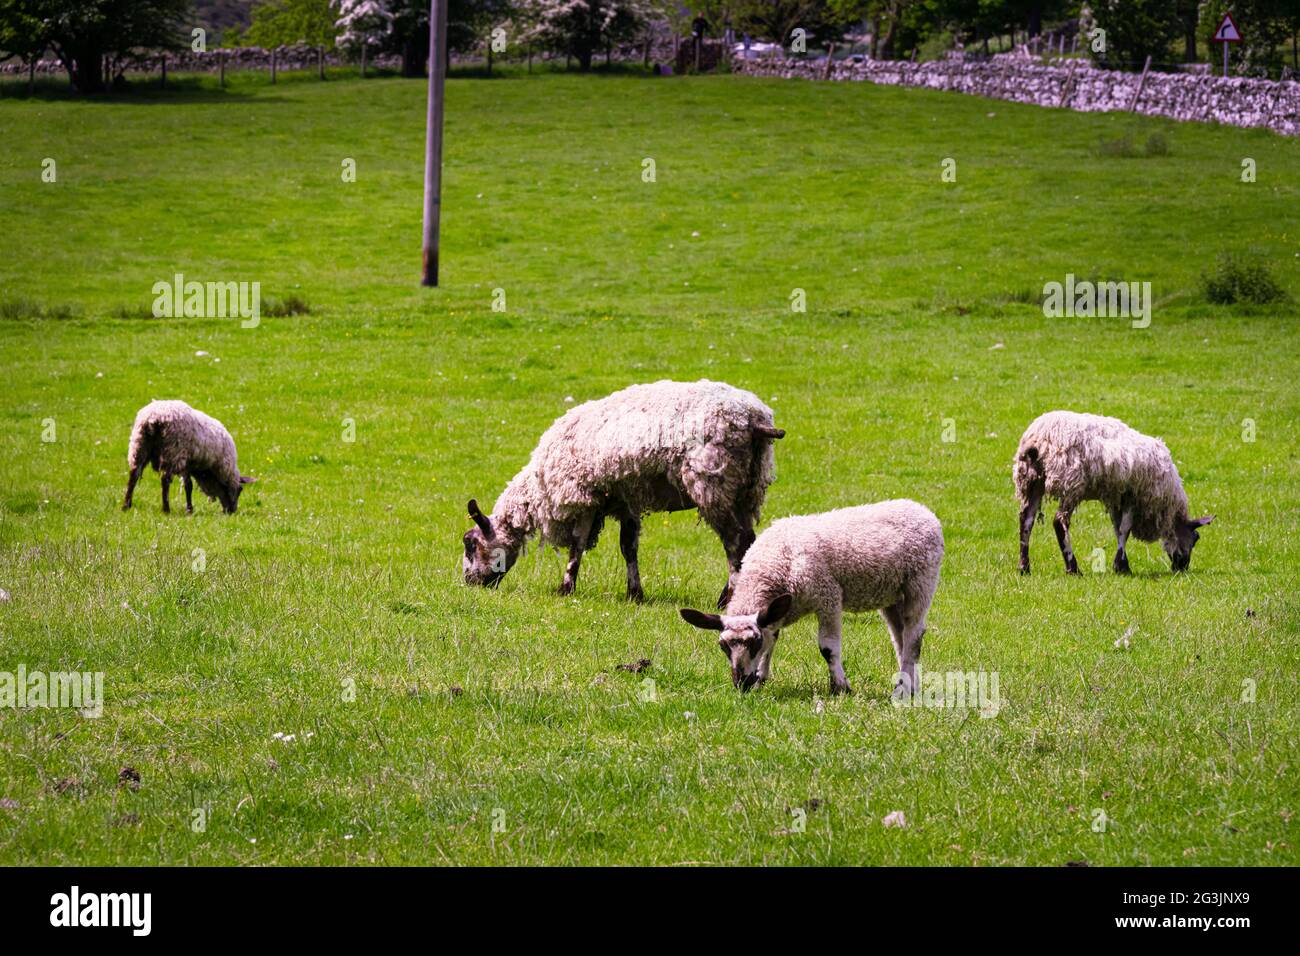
xmin=222 ymin=475 xmax=257 ymax=514
xmin=462 ymin=499 xmax=518 ymax=588
xmin=680 ymin=595 xmax=792 ymax=691
xmin=1167 ymin=515 xmax=1214 ymax=572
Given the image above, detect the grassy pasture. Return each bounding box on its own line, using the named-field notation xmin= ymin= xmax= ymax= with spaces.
xmin=0 ymin=68 xmax=1297 ymax=865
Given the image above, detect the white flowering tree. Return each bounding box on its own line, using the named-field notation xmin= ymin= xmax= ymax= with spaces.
xmin=334 ymin=0 xmax=393 ymax=73
xmin=523 ymin=0 xmax=653 ymax=70
xmin=330 ymin=0 xmax=515 ymax=75
xmin=334 ymin=0 xmax=395 ymax=53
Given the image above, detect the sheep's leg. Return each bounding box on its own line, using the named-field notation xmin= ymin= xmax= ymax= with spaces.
xmin=183 ymin=474 xmax=194 ymax=514
xmin=160 ymin=472 xmax=173 ymax=514
xmin=816 ymin=604 xmax=851 ymax=696
xmin=619 ymin=516 xmax=644 ymax=602
xmin=122 ymin=462 xmax=145 ymax=511
xmin=712 ymin=514 xmax=756 ymax=609
xmin=756 ymin=629 xmax=779 ymax=684
xmin=1017 ymin=480 xmax=1044 ymax=574
xmin=883 ymin=601 xmax=927 ymax=700
xmin=1111 ymin=507 xmax=1133 ymax=574
xmin=557 ymin=516 xmax=593 ymax=596
xmin=1052 ymin=506 xmax=1079 ymax=574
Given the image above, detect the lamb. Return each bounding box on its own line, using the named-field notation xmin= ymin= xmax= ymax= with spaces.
xmin=679 ymin=500 xmax=943 ymax=698
xmin=1013 ymin=411 xmax=1213 ymax=575
xmin=462 ymin=379 xmax=784 ymax=603
xmin=122 ymin=400 xmax=255 ymax=514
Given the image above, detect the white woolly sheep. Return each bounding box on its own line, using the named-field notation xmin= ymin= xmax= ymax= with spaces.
xmin=123 ymin=400 xmax=255 ymax=514
xmin=1014 ymin=410 xmax=1213 ymax=574
xmin=680 ymin=499 xmax=944 ymax=697
xmin=462 ymin=379 xmax=784 ymax=603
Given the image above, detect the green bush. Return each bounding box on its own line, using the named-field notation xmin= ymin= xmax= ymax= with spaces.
xmin=1095 ymin=129 xmax=1171 ymax=159
xmin=265 ymin=294 xmax=312 ymax=317
xmin=1202 ymin=252 xmax=1288 ymax=305
xmin=1144 ymin=132 xmax=1170 ymax=156
xmin=1095 ymin=131 xmax=1138 ymax=158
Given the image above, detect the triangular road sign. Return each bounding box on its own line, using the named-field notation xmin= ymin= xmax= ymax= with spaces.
xmin=1215 ymin=13 xmax=1242 ymax=43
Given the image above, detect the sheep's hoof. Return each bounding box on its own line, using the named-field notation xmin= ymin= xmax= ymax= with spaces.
xmin=556 ymin=582 xmax=575 ymax=596
xmin=830 ymin=680 xmax=852 ymax=696
xmin=626 ymin=588 xmax=645 ymax=604
xmin=1065 ymin=562 xmax=1080 ymax=575
xmin=1018 ymin=563 xmax=1030 ymax=575
xmin=186 ymin=507 xmax=194 ymax=515
xmin=1113 ymin=561 xmax=1130 ymax=575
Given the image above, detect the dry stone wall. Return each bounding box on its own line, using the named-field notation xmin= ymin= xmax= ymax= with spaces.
xmin=734 ymin=56 xmax=1300 ymax=137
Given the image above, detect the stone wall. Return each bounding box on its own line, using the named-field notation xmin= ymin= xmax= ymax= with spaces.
xmin=0 ymin=45 xmax=371 ymax=78
xmin=734 ymin=55 xmax=1300 ymax=137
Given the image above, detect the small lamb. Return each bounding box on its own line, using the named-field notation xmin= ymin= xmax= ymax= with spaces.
xmin=463 ymin=379 xmax=784 ymax=603
xmin=123 ymin=400 xmax=255 ymax=514
xmin=680 ymin=500 xmax=943 ymax=698
xmin=1014 ymin=410 xmax=1213 ymax=574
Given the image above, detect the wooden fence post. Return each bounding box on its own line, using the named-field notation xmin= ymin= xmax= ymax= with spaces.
xmin=1059 ymin=59 xmax=1078 ymax=107
xmin=271 ymin=48 xmax=277 ymax=84
xmin=220 ymin=51 xmax=226 ymax=88
xmin=361 ymin=44 xmax=367 ymax=78
xmin=160 ymin=55 xmax=166 ymax=88
xmin=824 ymin=42 xmax=836 ymax=79
xmin=1128 ymin=54 xmax=1152 ymax=112
xmin=1264 ymin=77 xmax=1287 ymax=130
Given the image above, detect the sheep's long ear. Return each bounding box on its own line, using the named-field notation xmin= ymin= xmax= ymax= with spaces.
xmin=757 ymin=594 xmax=793 ymax=628
xmin=467 ymin=499 xmax=493 ymax=537
xmin=239 ymin=475 xmax=257 ymax=484
xmin=680 ymin=608 xmax=724 ymax=631
xmin=1188 ymin=515 xmax=1214 ymax=528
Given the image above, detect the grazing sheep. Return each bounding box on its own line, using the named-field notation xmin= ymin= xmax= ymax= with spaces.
xmin=462 ymin=379 xmax=784 ymax=603
xmin=1014 ymin=411 xmax=1213 ymax=574
xmin=680 ymin=500 xmax=944 ymax=698
xmin=123 ymin=400 xmax=255 ymax=514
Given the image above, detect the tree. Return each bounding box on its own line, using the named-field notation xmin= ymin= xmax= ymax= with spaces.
xmin=739 ymin=0 xmax=839 ymax=46
xmin=247 ymin=0 xmax=338 ymax=49
xmin=0 ymin=0 xmax=49 ymax=80
xmin=334 ymin=0 xmax=395 ymax=59
xmin=1089 ymin=0 xmax=1180 ymax=69
xmin=330 ymin=1 xmax=513 ymax=77
xmin=0 ymin=0 xmax=191 ymax=92
xmin=524 ymin=0 xmax=651 ymax=70
xmin=1174 ymin=0 xmax=1198 ymax=62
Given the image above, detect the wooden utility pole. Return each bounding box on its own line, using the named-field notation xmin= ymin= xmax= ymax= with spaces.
xmin=421 ymin=0 xmax=447 ymax=287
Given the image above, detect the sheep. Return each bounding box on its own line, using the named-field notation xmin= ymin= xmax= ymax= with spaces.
xmin=1013 ymin=410 xmax=1213 ymax=575
xmin=122 ymin=400 xmax=255 ymax=514
xmin=679 ymin=499 xmax=944 ymax=698
xmin=462 ymin=379 xmax=784 ymax=604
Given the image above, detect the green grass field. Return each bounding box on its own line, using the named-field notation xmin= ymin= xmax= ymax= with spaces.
xmin=0 ymin=67 xmax=1297 ymax=865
